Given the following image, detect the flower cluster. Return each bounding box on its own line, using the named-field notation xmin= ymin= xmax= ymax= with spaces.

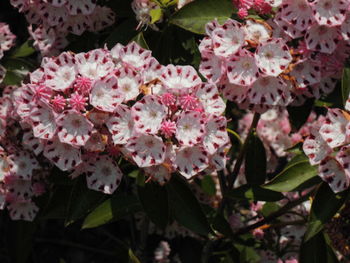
xmin=200 ymin=0 xmax=350 ymax=113
xmin=10 ymin=0 xmax=115 ymax=55
xmin=0 ymin=23 xmax=16 ymax=83
xmin=14 ymin=41 xmax=230 ymax=196
xmin=0 ymin=85 xmax=48 ymax=221
xmin=303 ymin=108 xmax=350 ymax=193
xmin=233 ymin=0 xmax=278 ymax=18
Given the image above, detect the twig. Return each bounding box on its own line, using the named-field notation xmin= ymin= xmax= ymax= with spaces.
xmin=234 ymin=190 xmax=314 ymax=236
xmin=227 ymin=112 xmax=260 ymax=190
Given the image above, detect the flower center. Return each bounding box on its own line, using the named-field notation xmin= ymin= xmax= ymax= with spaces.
xmin=101 ymin=166 xmax=112 ymax=176
xmin=71 ymin=118 xmax=82 ymax=128
xmin=323 ymin=1 xmax=332 ymax=9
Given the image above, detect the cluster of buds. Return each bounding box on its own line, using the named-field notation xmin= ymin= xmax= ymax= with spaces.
xmin=10 ymin=0 xmax=115 ymax=55
xmin=13 ymin=41 xmax=230 ymax=197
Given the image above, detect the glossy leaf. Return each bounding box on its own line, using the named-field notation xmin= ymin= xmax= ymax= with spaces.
xmin=131 ymin=32 xmax=149 ymax=49
xmin=342 ymin=67 xmax=350 ymax=106
xmin=287 ymin=98 xmax=314 ymax=130
xmin=65 ymin=177 xmax=105 ymax=226
xmin=11 ymin=40 xmax=35 ymax=58
xmin=82 ymin=193 xmax=142 ymax=229
xmin=170 ymin=0 xmax=232 ymax=34
xmin=7 ymin=221 xmax=36 ymax=263
xmin=300 ymin=232 xmax=339 ymax=263
xmin=304 ymin=183 xmax=349 ymax=241
xmin=263 ymin=161 xmax=318 ymax=192
xmin=201 ymin=175 xmax=217 ymax=196
xmin=166 ymin=174 xmax=211 ymax=236
xmin=105 ymin=19 xmax=138 ymax=48
xmin=244 ymin=133 xmax=266 ymax=185
xmin=137 ymin=182 xmax=169 ymax=229
xmin=226 ymin=185 xmax=284 ymax=202
xmin=261 ymin=202 xmax=281 ymax=217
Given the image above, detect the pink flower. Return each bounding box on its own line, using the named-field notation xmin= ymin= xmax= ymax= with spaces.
xmin=161 ymin=93 xmax=176 ymax=107
xmin=74 ymin=77 xmax=92 ymax=95
xmin=160 ymin=120 xmax=176 ymax=138
xmin=179 ymin=94 xmax=199 ymax=110
xmin=69 ymin=92 xmax=87 ymax=112
xmin=51 ymin=94 xmax=66 ymax=112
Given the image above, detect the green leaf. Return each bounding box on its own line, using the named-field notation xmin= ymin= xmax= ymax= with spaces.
xmin=300 ymin=232 xmax=339 ymax=263
xmin=244 ymin=133 xmax=266 ymax=185
xmin=201 ymin=175 xmax=217 ymax=196
xmin=65 ymin=177 xmax=105 ymax=226
xmin=136 ymin=171 xmax=145 ymax=187
xmin=149 ymin=8 xmax=163 ymax=24
xmin=166 ymin=174 xmax=211 ymax=236
xmin=131 ymin=32 xmax=149 ymax=49
xmin=151 ymin=0 xmax=178 ymax=7
xmin=2 ymin=58 xmax=35 ymax=85
xmin=342 ymin=67 xmax=350 ymax=106
xmin=170 ymin=0 xmax=232 ymax=34
xmin=263 ymin=161 xmax=318 ymax=192
xmin=304 ymin=183 xmax=349 ymax=241
xmin=261 ymin=202 xmax=281 ymax=217
xmin=128 ymin=249 xmax=141 ymax=263
xmin=7 ymin=221 xmax=36 ymax=263
xmin=137 ymin=182 xmax=169 ymax=229
xmin=211 ymin=213 xmax=234 ymax=237
xmin=11 ymin=41 xmax=35 ymax=58
xmin=105 ymin=18 xmax=138 ymax=49
xmin=227 ymin=128 xmax=243 ymax=145
xmin=226 ymin=185 xmax=284 ymax=202
xmin=287 ymin=98 xmax=314 ymax=130
xmin=82 ymin=193 xmax=142 ymax=229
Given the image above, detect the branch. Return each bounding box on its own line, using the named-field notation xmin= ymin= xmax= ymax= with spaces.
xmin=234 ymin=190 xmax=313 ymax=236
xmin=227 ymin=112 xmax=260 ymax=190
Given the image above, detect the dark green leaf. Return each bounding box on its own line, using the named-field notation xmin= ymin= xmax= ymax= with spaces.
xmin=304 ymin=183 xmax=349 ymax=241
xmin=65 ymin=177 xmax=105 ymax=226
xmin=170 ymin=0 xmax=232 ymax=34
xmin=39 ymin=185 xmax=71 ymax=219
xmin=211 ymin=213 xmax=233 ymax=237
xmin=300 ymin=232 xmax=339 ymax=263
xmin=287 ymin=99 xmax=314 ymax=130
xmin=136 ymin=171 xmax=145 ymax=187
xmin=166 ymin=174 xmax=211 ymax=236
xmin=201 ymin=175 xmax=217 ymax=196
xmin=7 ymin=221 xmax=36 ymax=263
xmin=261 ymin=202 xmax=281 ymax=217
xmin=226 ymin=185 xmax=284 ymax=202
xmin=131 ymin=32 xmax=149 ymax=49
xmin=82 ymin=193 xmax=142 ymax=229
xmin=137 ymin=182 xmax=168 ymax=229
xmin=245 ymin=133 xmax=266 ymax=185
xmin=263 ymin=161 xmax=318 ymax=192
xmin=342 ymin=67 xmax=350 ymax=106
xmin=11 ymin=41 xmax=35 ymax=58
xmin=105 ymin=19 xmax=138 ymax=49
